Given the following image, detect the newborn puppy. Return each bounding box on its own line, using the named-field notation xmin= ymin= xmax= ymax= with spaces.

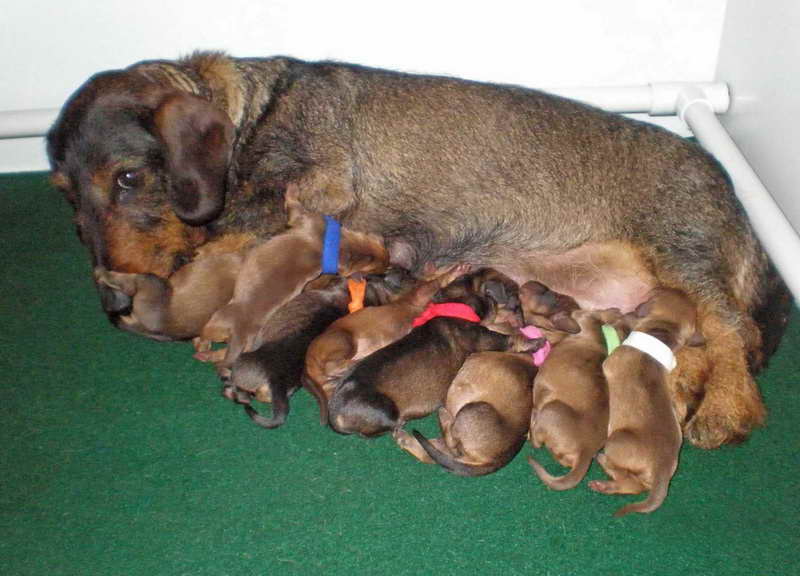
xmin=94 ymin=249 xmax=244 ymax=341
xmin=410 ymin=350 xmax=538 ymax=476
xmin=218 ymin=276 xmax=350 ymax=428
xmin=590 ymin=288 xmax=704 ymax=517
xmin=328 ymin=319 xmax=519 ymax=440
xmin=303 ymin=264 xmax=470 ymax=423
xmin=197 ymin=184 xmax=389 ymax=367
xmin=218 ymin=270 xmax=416 ymax=428
xmin=527 ymin=308 xmax=623 ymax=490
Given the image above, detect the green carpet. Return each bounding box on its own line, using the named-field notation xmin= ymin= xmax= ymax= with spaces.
xmin=1 ymin=172 xmax=798 ymax=576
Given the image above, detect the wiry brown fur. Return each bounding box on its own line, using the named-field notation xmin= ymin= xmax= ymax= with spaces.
xmin=48 ymin=52 xmax=789 ymax=448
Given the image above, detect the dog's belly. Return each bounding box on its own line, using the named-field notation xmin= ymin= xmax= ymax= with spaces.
xmin=494 ymin=241 xmax=656 ymax=313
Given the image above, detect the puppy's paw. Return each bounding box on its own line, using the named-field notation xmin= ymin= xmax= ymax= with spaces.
xmin=588 ymin=480 xmax=613 ymax=494
xmin=393 ymin=428 xmax=435 ymax=464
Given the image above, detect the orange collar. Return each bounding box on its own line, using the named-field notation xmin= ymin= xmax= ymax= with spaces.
xmin=347 ymin=278 xmax=367 ymax=313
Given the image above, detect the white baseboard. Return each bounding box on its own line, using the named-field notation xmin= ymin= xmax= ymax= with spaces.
xmin=0 ymin=137 xmax=49 ymax=173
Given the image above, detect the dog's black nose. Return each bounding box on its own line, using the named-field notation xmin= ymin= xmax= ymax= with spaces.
xmin=98 ymin=284 xmax=133 ymax=317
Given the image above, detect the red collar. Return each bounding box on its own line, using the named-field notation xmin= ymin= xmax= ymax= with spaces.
xmin=412 ymin=302 xmax=481 ymax=328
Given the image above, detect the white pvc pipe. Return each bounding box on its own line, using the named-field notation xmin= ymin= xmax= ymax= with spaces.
xmin=546 ymin=82 xmax=730 ymax=115
xmin=0 ymin=82 xmax=730 ymax=140
xmin=677 ymin=86 xmax=800 ymax=299
xmin=0 ymin=109 xmax=59 ymax=139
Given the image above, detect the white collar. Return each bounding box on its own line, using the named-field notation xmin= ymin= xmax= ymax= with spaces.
xmin=621 ymin=331 xmax=677 ymax=372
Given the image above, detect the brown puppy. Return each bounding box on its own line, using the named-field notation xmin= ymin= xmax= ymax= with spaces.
xmin=589 ymin=288 xmax=704 ymax=517
xmin=518 ymin=280 xmax=619 ymax=489
xmin=410 ymin=351 xmax=538 ymax=476
xmin=49 ymin=52 xmax=788 ymax=448
xmin=527 ymin=308 xmax=623 ymax=490
xmin=196 ymin=185 xmax=389 ymax=366
xmin=303 ymin=264 xmax=470 ymax=423
xmin=94 ymin=249 xmax=243 ymax=341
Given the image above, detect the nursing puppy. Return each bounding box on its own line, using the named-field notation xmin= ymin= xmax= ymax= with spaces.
xmin=327 ymin=271 xmax=538 ymax=440
xmin=590 ymin=288 xmax=704 ymax=517
xmin=329 ymin=320 xmax=521 ymax=442
xmin=527 ymin=308 xmax=623 ymax=490
xmin=410 ymin=350 xmax=538 ymax=476
xmin=303 ymin=264 xmax=470 ymax=423
xmin=216 ymin=276 xmax=350 ymax=428
xmin=218 ymin=271 xmax=414 ymax=428
xmin=197 ymin=185 xmax=389 ymax=367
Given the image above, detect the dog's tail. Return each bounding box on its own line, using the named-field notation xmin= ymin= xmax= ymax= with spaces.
xmin=527 ymin=450 xmax=592 ymax=491
xmin=411 ymin=429 xmax=524 ymax=477
xmin=612 ymin=470 xmax=671 ymax=518
xmin=243 ymin=390 xmax=290 ymax=429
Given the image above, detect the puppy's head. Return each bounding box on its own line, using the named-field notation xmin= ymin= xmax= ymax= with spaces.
xmin=519 ymin=281 xmax=581 ymax=335
xmin=631 ymin=288 xmax=705 ymax=348
xmin=469 ymin=268 xmax=523 ymax=333
xmin=47 ymin=60 xmax=236 ymax=321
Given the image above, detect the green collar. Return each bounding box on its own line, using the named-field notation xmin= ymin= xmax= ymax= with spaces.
xmin=602 ymin=324 xmax=621 ymax=355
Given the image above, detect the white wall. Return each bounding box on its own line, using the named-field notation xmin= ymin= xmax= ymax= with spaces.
xmin=716 ymin=0 xmax=800 ymax=234
xmin=0 ymin=0 xmax=727 ymax=172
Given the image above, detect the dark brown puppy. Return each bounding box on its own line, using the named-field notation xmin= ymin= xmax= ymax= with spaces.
xmin=328 ymin=320 xmax=519 ymax=442
xmin=196 ymin=185 xmax=389 ymax=367
xmin=303 ymin=264 xmax=469 ymax=423
xmin=409 ymin=351 xmax=537 ymax=476
xmin=218 ymin=271 xmax=414 ymax=428
xmin=590 ymin=288 xmax=704 ymax=517
xmin=219 ymin=276 xmax=350 ymax=428
xmin=48 ymin=52 xmax=787 ymax=448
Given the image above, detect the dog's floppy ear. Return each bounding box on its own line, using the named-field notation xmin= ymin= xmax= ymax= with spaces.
xmin=152 ymin=93 xmax=235 ymax=225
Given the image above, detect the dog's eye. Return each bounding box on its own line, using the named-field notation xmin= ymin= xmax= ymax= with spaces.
xmin=115 ymin=170 xmax=142 ymax=190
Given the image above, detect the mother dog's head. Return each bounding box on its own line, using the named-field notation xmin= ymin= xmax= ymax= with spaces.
xmin=47 ymin=56 xmax=237 ymax=318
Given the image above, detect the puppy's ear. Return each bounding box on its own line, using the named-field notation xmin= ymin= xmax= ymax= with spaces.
xmin=483 ymin=279 xmax=509 ymax=306
xmin=687 ymin=330 xmax=706 ymax=347
xmin=284 ymin=183 xmax=308 ymax=227
xmin=153 ymin=93 xmax=235 ymax=225
xmin=552 ymin=311 xmax=581 ymax=334
xmin=634 ymin=299 xmax=654 ymax=318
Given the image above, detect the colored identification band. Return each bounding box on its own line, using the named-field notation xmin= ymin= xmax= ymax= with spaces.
xmin=520 ymin=325 xmax=552 ymax=367
xmin=412 ymin=302 xmax=481 ymax=328
xmin=321 ymin=216 xmax=341 ymax=275
xmin=622 ymin=331 xmax=677 ymax=372
xmin=601 ymin=324 xmax=621 ymax=355
xmin=347 ymin=278 xmax=367 ymax=313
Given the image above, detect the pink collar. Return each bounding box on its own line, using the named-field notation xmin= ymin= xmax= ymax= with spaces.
xmin=412 ymin=302 xmax=481 ymax=328
xmin=520 ymin=325 xmax=552 ymax=366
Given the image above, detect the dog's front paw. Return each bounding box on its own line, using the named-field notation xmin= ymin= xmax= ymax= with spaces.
xmin=684 ymin=383 xmax=766 ymax=449
xmin=685 ymin=409 xmax=758 ymax=449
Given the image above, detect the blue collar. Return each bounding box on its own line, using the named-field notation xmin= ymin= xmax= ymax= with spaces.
xmin=321 ymin=216 xmax=341 ymax=274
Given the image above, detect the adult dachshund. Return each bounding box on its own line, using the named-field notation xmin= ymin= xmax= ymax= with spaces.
xmin=47 ymin=52 xmax=790 ymax=448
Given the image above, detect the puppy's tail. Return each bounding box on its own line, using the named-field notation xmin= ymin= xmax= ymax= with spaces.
xmin=243 ymin=390 xmax=290 ymax=429
xmin=613 ymin=471 xmax=671 ymax=517
xmin=527 ymin=450 xmax=592 ymax=491
xmin=411 ymin=429 xmax=524 ymax=477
